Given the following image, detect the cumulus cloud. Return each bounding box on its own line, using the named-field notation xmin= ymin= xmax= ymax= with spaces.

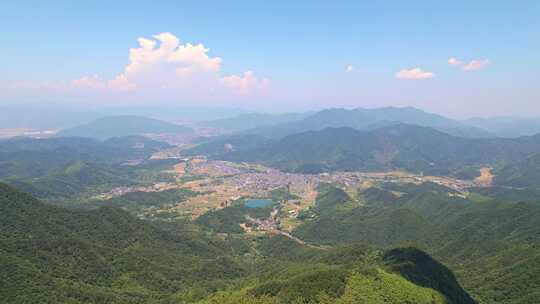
xmin=121 ymin=32 xmax=223 ymax=89
xmin=463 ymin=59 xmax=490 ymax=71
xmin=395 ymin=68 xmax=434 ymax=80
xmin=345 ymin=65 xmax=354 ymax=72
xmin=448 ymin=57 xmax=463 ymax=66
xmin=10 ymin=32 xmax=268 ymax=97
xmin=108 ymin=32 xmax=269 ymax=95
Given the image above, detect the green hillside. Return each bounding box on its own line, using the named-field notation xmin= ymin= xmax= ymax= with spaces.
xmin=292 ymin=183 xmax=540 ymax=304
xmin=0 ymin=183 xmax=474 ymax=303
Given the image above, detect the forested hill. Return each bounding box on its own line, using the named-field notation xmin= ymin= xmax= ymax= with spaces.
xmin=56 ymin=115 xmax=193 ymax=140
xmin=0 ymin=182 xmax=245 ymax=303
xmin=207 ymin=124 xmax=540 ymax=175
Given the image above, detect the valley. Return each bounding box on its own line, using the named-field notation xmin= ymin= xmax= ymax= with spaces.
xmin=94 ymin=155 xmax=489 ymax=234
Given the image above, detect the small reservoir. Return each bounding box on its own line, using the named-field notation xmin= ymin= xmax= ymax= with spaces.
xmin=244 ymin=198 xmax=274 ymax=208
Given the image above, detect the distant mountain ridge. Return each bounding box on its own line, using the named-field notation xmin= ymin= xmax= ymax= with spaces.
xmin=56 ymin=115 xmax=193 ymax=140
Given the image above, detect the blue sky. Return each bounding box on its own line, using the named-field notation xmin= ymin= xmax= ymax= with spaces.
xmin=1 ymin=1 xmax=539 ymax=118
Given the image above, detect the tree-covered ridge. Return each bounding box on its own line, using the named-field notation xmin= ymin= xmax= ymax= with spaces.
xmin=234 ymin=107 xmax=493 ymax=139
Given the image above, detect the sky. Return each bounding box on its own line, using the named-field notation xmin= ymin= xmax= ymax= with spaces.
xmin=1 ymin=0 xmax=539 ymax=118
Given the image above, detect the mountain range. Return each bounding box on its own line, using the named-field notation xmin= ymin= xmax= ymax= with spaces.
xmin=213 ymin=107 xmax=494 ymax=139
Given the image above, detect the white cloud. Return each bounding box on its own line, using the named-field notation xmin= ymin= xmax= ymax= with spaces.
xmin=448 ymin=57 xmax=463 ymax=66
xmin=345 ymin=65 xmax=354 ymax=72
xmin=395 ymin=68 xmax=434 ymax=80
xmin=113 ymin=32 xmax=269 ymax=95
xmin=463 ymin=59 xmax=490 ymax=71
xmin=122 ymin=32 xmax=223 ymax=89
xmin=10 ymin=32 xmax=268 ymax=97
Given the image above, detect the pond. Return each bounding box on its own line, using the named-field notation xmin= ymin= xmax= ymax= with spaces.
xmin=244 ymin=198 xmax=274 ymax=208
